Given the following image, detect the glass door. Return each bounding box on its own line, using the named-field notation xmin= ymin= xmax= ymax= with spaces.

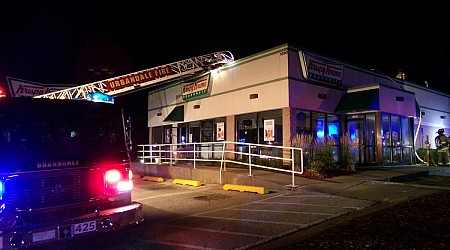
xmin=347 ymin=118 xmax=364 ymax=164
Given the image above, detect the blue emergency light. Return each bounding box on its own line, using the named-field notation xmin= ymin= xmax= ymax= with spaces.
xmin=87 ymin=92 xmax=114 ymax=103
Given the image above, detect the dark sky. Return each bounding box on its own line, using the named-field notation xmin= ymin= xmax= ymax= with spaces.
xmin=1 ymin=3 xmax=449 ymax=94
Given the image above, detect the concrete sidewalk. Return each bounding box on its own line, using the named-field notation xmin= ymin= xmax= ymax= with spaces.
xmin=132 ymin=162 xmax=450 ymax=215
xmin=132 ymin=162 xmax=447 ymax=186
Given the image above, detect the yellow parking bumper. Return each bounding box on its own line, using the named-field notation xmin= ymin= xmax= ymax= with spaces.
xmin=223 ymin=184 xmax=268 ymax=194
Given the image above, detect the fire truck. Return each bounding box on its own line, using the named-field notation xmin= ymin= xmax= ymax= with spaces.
xmin=0 ymin=51 xmax=234 ymax=249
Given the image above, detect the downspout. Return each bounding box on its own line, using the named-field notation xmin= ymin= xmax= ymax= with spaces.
xmin=414 ymin=109 xmax=424 ymax=164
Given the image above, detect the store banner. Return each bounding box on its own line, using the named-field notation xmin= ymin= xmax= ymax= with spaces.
xmin=181 ymin=74 xmax=210 ymax=100
xmin=299 ymin=51 xmax=344 ymax=86
xmin=6 ymin=77 xmax=74 ymax=97
xmin=264 ymin=119 xmax=275 ymax=142
xmin=217 ymin=122 xmax=225 ymax=141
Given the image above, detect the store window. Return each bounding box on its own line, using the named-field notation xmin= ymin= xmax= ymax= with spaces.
xmin=312 ymin=113 xmax=325 ymax=142
xmin=402 ymin=116 xmax=413 ymax=163
xmin=237 ymin=113 xmax=258 ymax=144
xmin=189 ymin=121 xmax=200 ymax=143
xmin=258 ymin=110 xmax=282 ymax=145
xmin=201 ymin=120 xmax=213 ymax=142
xmin=364 ymin=114 xmax=376 ymax=163
xmin=215 ymin=118 xmax=226 ymax=141
xmin=152 ymin=126 xmax=163 ymax=144
xmin=296 ymin=110 xmax=311 ymax=135
xmin=382 ymin=113 xmax=413 ymax=165
xmin=295 ymin=110 xmax=340 ymax=161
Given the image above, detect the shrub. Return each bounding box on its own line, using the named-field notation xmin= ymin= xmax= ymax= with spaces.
xmin=312 ymin=136 xmax=337 ymax=172
xmin=340 ymin=132 xmax=356 ymax=171
xmin=290 ymin=133 xmax=316 ymax=171
xmin=291 ymin=134 xmax=338 ymax=174
xmin=416 ymin=148 xmax=438 ymax=166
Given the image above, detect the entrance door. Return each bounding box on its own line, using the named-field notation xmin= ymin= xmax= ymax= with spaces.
xmin=347 ymin=115 xmax=377 ymax=165
xmin=347 ymin=119 xmax=364 ymax=164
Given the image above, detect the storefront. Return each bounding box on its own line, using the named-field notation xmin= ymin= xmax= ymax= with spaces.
xmin=146 ymin=44 xmax=450 ymax=167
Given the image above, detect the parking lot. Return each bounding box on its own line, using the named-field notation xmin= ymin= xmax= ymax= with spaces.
xmin=36 ymin=176 xmax=373 ymax=249
xmin=34 ymin=165 xmax=450 ymax=250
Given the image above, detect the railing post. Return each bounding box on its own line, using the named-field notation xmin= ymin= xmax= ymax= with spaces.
xmin=169 ymin=144 xmax=173 ymax=167
xmin=285 ymin=148 xmax=299 ymax=190
xmin=248 ymin=145 xmax=252 ymax=177
xmin=142 ymin=145 xmax=146 ymax=163
xmin=193 ymin=142 xmax=196 ymax=169
xmin=219 ymin=142 xmax=226 ymax=185
xmin=158 ymin=145 xmax=162 ymax=165
xmin=300 ymin=148 xmax=304 ymax=174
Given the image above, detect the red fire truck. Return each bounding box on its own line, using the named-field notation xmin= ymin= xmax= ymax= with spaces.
xmin=0 ymin=51 xmax=233 ymax=248
xmin=0 ymin=97 xmax=144 ymax=248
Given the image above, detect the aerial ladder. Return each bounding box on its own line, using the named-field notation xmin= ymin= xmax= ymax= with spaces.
xmin=34 ymin=51 xmax=234 ymax=101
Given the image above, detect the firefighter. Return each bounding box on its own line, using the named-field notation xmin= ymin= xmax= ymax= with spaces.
xmin=435 ymin=128 xmax=450 ymax=166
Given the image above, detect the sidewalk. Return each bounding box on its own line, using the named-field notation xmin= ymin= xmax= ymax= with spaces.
xmin=131 ymin=162 xmax=450 ymax=190
xmin=131 ymin=162 xmax=450 ymax=201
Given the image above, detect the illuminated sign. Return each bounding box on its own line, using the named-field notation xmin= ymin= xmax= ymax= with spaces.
xmin=299 ymin=51 xmax=344 ymax=86
xmin=182 ymin=75 xmax=210 ymax=100
xmin=6 ymin=77 xmax=74 ymax=97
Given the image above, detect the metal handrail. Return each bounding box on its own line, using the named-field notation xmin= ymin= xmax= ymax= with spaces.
xmin=136 ymin=141 xmax=303 ymax=188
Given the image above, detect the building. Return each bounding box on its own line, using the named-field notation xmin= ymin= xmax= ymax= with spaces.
xmin=146 ymin=43 xmax=450 ymax=167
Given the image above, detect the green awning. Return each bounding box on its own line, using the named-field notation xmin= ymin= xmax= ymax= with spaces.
xmin=335 ymin=89 xmax=379 ymax=113
xmin=163 ymin=105 xmax=184 ymax=122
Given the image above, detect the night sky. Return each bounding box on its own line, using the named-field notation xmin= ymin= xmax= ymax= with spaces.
xmin=1 ymin=3 xmax=448 ymax=152
xmin=1 ymin=3 xmax=449 ymax=94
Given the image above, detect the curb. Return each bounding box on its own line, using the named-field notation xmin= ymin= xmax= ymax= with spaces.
xmin=223 ymin=184 xmax=268 ymax=194
xmin=173 ymin=179 xmax=202 ymax=187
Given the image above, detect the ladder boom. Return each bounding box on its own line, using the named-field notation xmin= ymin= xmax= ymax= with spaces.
xmin=34 ymin=51 xmax=234 ymax=100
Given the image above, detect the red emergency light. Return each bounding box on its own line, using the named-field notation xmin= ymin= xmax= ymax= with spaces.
xmin=0 ymin=86 xmax=6 ymax=98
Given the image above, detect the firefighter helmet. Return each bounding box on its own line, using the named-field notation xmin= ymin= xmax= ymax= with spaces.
xmin=437 ymin=128 xmax=445 ymax=134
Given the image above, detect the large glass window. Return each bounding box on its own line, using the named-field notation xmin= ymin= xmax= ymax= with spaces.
xmin=401 ymin=116 xmax=413 ymax=163
xmin=189 ymin=121 xmax=200 ymax=143
xmin=382 ymin=113 xmax=414 ymax=165
xmin=258 ymin=110 xmax=282 ymax=146
xmin=294 ymin=111 xmax=340 ymax=161
xmin=312 ymin=113 xmax=326 ymax=143
xmin=201 ymin=120 xmax=214 ymax=142
xmin=215 ymin=118 xmax=226 ymax=141
xmin=295 ymin=110 xmax=311 ymax=135
xmin=236 ymin=113 xmax=258 ymax=144
xmin=364 ymin=114 xmax=376 ymax=163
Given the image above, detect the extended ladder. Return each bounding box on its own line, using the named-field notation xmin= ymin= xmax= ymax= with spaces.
xmin=34 ymin=51 xmax=234 ymax=100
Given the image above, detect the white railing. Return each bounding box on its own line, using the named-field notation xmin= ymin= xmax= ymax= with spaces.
xmin=136 ymin=141 xmax=303 ymax=188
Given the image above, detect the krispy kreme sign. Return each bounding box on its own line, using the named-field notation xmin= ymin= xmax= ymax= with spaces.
xmin=6 ymin=77 xmax=74 ymax=97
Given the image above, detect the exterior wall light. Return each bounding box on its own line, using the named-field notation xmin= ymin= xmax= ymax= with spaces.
xmin=249 ymin=94 xmax=258 ymax=99
xmin=194 ymin=104 xmax=201 ymax=109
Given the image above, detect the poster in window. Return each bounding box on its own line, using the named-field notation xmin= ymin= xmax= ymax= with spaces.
xmin=264 ymin=119 xmax=275 ymax=141
xmin=217 ymin=122 xmax=225 ymax=141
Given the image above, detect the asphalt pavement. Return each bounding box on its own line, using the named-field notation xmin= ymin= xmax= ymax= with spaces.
xmin=131 ymin=163 xmax=450 ymax=249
